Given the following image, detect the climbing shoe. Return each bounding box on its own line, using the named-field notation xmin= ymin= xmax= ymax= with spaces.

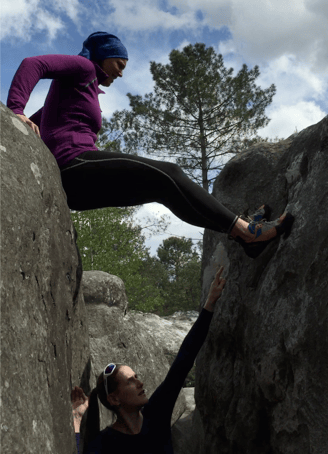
xmin=246 ymin=204 xmax=272 ymax=223
xmin=235 ymin=211 xmax=295 ymax=259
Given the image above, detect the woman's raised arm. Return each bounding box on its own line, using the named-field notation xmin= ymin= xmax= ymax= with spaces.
xmin=203 ymin=265 xmax=226 ymax=313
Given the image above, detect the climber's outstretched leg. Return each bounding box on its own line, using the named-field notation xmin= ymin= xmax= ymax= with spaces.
xmin=60 ymin=150 xmax=294 ymax=258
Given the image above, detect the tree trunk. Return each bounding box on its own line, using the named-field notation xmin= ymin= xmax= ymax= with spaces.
xmin=198 ymin=104 xmax=209 ymax=192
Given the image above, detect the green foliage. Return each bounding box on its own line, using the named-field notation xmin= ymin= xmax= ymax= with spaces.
xmin=157 ymin=236 xmax=198 ymax=277
xmin=107 ymin=42 xmax=276 ymax=191
xmin=96 ymin=117 xmax=124 ymax=153
xmin=151 ymin=236 xmax=202 ymax=315
xmin=71 ymin=208 xmax=201 ymax=314
xmin=71 ymin=207 xmax=165 ymax=312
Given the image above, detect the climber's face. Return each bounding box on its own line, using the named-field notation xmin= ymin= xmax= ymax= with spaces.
xmin=100 ymin=58 xmax=127 ymax=86
xmin=107 ymin=366 xmax=148 ymax=409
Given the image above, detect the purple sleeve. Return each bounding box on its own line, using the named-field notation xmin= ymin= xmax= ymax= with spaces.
xmin=6 ymin=55 xmax=94 ymax=115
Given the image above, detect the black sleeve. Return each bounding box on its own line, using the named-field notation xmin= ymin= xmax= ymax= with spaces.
xmin=75 ymin=433 xmax=80 ymax=454
xmin=146 ymin=308 xmax=213 ymax=421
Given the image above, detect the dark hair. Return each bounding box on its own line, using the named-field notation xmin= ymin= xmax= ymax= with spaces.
xmin=82 ymin=365 xmax=124 ymax=453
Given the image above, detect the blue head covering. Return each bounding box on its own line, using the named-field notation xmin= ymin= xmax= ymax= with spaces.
xmin=78 ymin=31 xmax=128 ymax=61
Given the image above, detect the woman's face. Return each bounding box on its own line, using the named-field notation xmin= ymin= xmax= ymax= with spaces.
xmin=107 ymin=365 xmax=149 ymax=409
xmin=100 ymin=58 xmax=127 ymax=87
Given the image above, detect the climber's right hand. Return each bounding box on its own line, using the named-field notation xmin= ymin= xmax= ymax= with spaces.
xmin=16 ymin=114 xmax=41 ymax=137
xmin=204 ymin=266 xmax=226 ymax=312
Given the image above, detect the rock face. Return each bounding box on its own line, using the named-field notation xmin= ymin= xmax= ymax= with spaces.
xmin=125 ymin=310 xmax=198 ymax=358
xmin=1 ymin=101 xmax=190 ymax=454
xmin=171 ymin=389 xmax=198 ymax=454
xmin=180 ymin=387 xmax=196 ymax=418
xmin=0 ymin=102 xmax=90 ymax=454
xmin=82 ymin=270 xmax=186 ymax=429
xmin=194 ymin=117 xmax=328 ymax=453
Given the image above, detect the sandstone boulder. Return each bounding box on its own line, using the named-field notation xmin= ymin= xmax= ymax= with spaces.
xmin=195 ymin=117 xmax=328 ymax=453
xmin=125 ymin=310 xmax=198 ymax=358
xmin=82 ymin=270 xmax=128 ymax=312
xmin=82 ymin=270 xmax=186 ymax=428
xmin=0 ymin=102 xmax=90 ymax=454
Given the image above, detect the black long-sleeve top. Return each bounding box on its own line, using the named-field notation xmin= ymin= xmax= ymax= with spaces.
xmin=78 ymin=308 xmax=213 ymax=454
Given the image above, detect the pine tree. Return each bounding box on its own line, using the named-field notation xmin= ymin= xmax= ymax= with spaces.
xmin=109 ymin=43 xmax=276 ymax=191
xmin=156 ymin=237 xmax=202 ymax=313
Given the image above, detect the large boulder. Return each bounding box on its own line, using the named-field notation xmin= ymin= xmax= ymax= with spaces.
xmin=125 ymin=310 xmax=198 ymax=359
xmin=0 ymin=102 xmax=90 ymax=454
xmin=82 ymin=270 xmax=186 ymax=428
xmin=194 ymin=117 xmax=328 ymax=453
xmin=82 ymin=270 xmax=128 ymax=312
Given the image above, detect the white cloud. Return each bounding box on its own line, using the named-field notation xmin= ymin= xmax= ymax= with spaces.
xmin=213 ymin=51 xmax=328 ymax=140
xmin=176 ymin=39 xmax=192 ymax=52
xmin=53 ymin=0 xmax=81 ymax=23
xmin=0 ymin=0 xmax=83 ymax=42
xmin=103 ymin=0 xmax=328 ymax=72
xmin=1 ymin=0 xmax=41 ymax=41
xmin=2 ymin=0 xmax=328 ymax=75
xmin=103 ymin=0 xmax=199 ymax=33
xmin=218 ymin=39 xmax=236 ymax=57
xmin=258 ymin=101 xmax=326 ymax=139
xmin=212 ymin=0 xmax=328 ymax=72
xmin=135 ymin=203 xmax=204 ymax=256
xmin=178 ymin=0 xmax=232 ymax=27
xmin=34 ymin=10 xmax=65 ymax=41
xmin=256 ymin=54 xmax=327 ymax=106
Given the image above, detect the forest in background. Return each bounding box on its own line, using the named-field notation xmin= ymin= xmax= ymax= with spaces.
xmin=72 ymin=207 xmax=202 ymax=315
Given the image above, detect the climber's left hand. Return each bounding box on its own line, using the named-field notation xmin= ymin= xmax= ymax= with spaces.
xmin=16 ymin=114 xmax=41 ymax=137
xmin=71 ymin=386 xmax=89 ymax=433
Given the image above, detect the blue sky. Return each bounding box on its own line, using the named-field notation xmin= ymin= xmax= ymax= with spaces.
xmin=1 ymin=0 xmax=328 ymax=254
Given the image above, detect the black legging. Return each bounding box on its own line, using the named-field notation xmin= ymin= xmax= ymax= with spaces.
xmin=60 ymin=150 xmax=237 ymax=233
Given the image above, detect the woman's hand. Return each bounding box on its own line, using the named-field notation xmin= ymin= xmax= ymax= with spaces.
xmin=71 ymin=386 xmax=89 ymax=433
xmin=16 ymin=114 xmax=41 ymax=137
xmin=204 ymin=266 xmax=226 ymax=312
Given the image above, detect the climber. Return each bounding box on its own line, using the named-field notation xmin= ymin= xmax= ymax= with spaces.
xmin=72 ymin=266 xmax=226 ymax=454
xmin=6 ymin=32 xmax=294 ymax=259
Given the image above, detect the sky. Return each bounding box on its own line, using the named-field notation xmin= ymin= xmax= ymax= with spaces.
xmin=1 ymin=0 xmax=327 ymax=255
